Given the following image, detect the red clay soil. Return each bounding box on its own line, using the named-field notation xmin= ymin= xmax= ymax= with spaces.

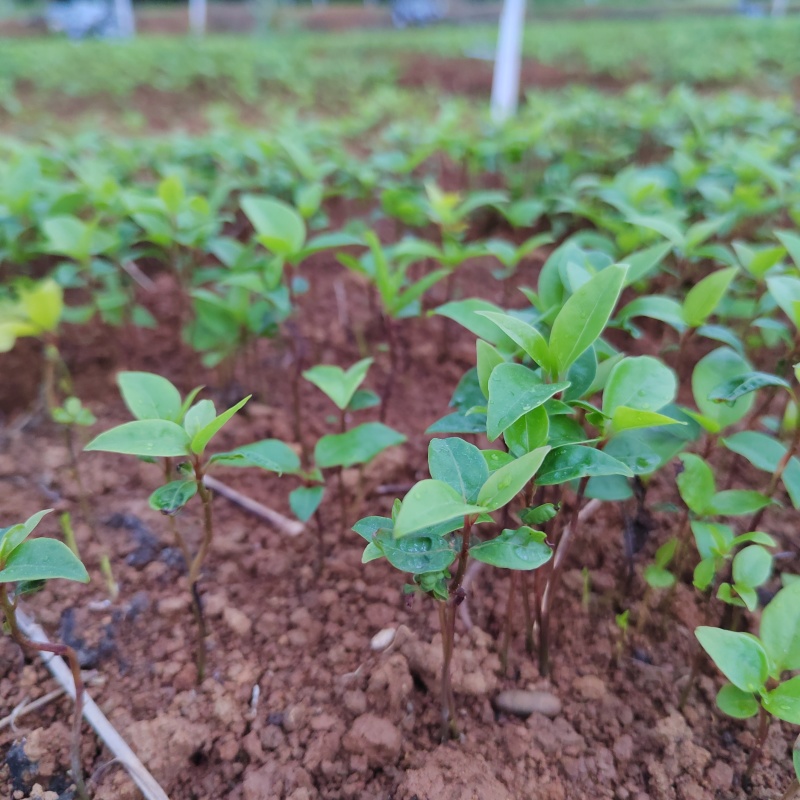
xmin=0 ymin=243 xmax=798 ymax=800
xmin=399 ymin=55 xmax=634 ymax=96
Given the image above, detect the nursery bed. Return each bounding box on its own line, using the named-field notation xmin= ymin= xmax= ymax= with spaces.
xmin=1 ymin=249 xmax=797 ymax=800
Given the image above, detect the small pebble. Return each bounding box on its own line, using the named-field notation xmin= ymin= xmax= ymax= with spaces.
xmin=370 ymin=627 xmax=396 ymax=651
xmin=494 ymin=689 xmax=562 ymax=719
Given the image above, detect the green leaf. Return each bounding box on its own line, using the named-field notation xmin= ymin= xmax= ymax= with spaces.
xmin=0 ymin=538 xmax=88 ymax=583
xmin=706 ymin=490 xmax=771 ymax=517
xmin=693 ymin=557 xmax=717 ymax=591
xmin=610 ymin=407 xmax=682 ymax=434
xmin=476 ymin=311 xmax=552 ymax=372
xmin=563 ymin=347 xmax=597 ymax=402
xmin=483 ymin=450 xmax=515 ymax=473
xmin=644 ymin=565 xmax=675 ymax=589
xmin=117 ymin=371 xmax=182 ymax=421
xmin=426 ymin=410 xmax=487 ymax=435
xmin=0 ymin=509 xmax=52 ymax=561
xmin=289 ymin=486 xmax=325 ymax=522
xmin=353 ymin=516 xmax=393 ymax=543
xmin=486 ymin=363 xmax=569 ymax=441
xmin=603 ymin=356 xmax=677 ymax=418
xmin=617 ymin=295 xmax=686 ymax=333
xmin=762 ymin=676 xmax=800 ymax=725
xmin=149 ymin=480 xmax=198 ymax=514
xmin=470 ymin=527 xmax=552 ymax=570
xmin=375 ymin=530 xmax=457 ymax=575
xmin=241 ymin=195 xmax=306 ymax=257
xmin=535 ymin=445 xmax=633 ymax=486
xmin=724 ymin=431 xmax=800 ymax=509
xmin=19 ymin=279 xmax=63 ymax=332
xmin=315 ymin=422 xmax=406 ymax=469
xmin=602 ymin=433 xmax=662 ymax=475
xmin=709 ymin=372 xmax=790 ymax=405
xmin=348 ymin=389 xmax=381 ymax=412
xmin=393 ymin=480 xmax=485 ymax=539
xmin=520 ymin=503 xmax=558 ymax=525
xmin=476 ymin=339 xmax=504 ymax=400
xmin=585 ymin=474 xmax=633 ymax=501
xmin=158 ymin=175 xmax=185 ymax=215
xmin=183 ymin=399 xmax=216 ymax=440
xmin=435 ymin=299 xmax=509 ymax=346
xmin=682 ymin=267 xmax=737 ymax=328
xmin=85 ymin=419 xmax=190 ymax=458
xmin=477 ymin=446 xmax=550 ymax=511
xmin=760 ymin=582 xmax=800 ymax=673
xmin=715 ymin=684 xmax=759 ymax=719
xmin=692 ymin=348 xmax=755 ymax=429
xmin=549 ymin=264 xmax=627 ymax=376
xmin=211 ymin=439 xmax=301 ymax=474
xmin=303 ymin=357 xmax=373 ymax=411
xmin=622 ymin=241 xmax=673 ymax=285
xmin=766 ymin=275 xmax=800 ymax=329
xmin=428 ymin=438 xmax=489 ymax=504
xmin=504 ymin=406 xmax=549 ymax=457
xmin=190 ymin=395 xmax=251 ymax=455
xmin=695 ymin=627 xmax=769 ymax=693
xmin=732 ymin=545 xmax=772 ymax=589
xmin=692 ymin=521 xmax=734 ymax=560
xmin=677 ymin=453 xmax=716 ymax=515
xmin=362 ymin=542 xmax=383 ymax=564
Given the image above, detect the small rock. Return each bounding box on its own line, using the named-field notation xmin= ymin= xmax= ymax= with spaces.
xmin=572 ymin=675 xmax=606 ymax=701
xmin=613 ymin=734 xmax=634 ymax=763
xmin=705 ymin=761 xmax=734 ymax=791
xmin=157 ymin=596 xmax=188 ymax=617
xmin=343 ymin=690 xmax=367 ymax=716
xmin=342 ymin=714 xmax=402 ymax=767
xmin=224 ymin=606 xmax=252 ymax=636
xmin=494 ymin=689 xmax=562 ymax=719
xmin=370 ymin=627 xmax=396 ymax=651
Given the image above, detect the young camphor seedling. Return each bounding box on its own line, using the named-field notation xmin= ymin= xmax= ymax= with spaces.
xmin=301 ymin=358 xmax=406 ymax=568
xmin=304 ymin=358 xmax=384 ymax=513
xmin=85 ymin=371 xmax=298 ymax=679
xmin=241 ymin=194 xmax=358 ymax=457
xmin=355 ymin=438 xmax=553 ymax=739
xmin=338 ymin=231 xmax=451 ymax=421
xmin=0 ymin=509 xmax=90 ymax=799
xmin=696 ymin=581 xmax=800 ymax=781
xmin=0 ymin=278 xmax=67 ymax=414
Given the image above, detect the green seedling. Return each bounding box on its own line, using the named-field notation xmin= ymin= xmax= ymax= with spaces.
xmin=714 ymin=365 xmax=800 ymax=531
xmin=431 ymin=262 xmax=690 ymax=673
xmin=696 ymin=581 xmax=800 ymax=780
xmin=126 ymin=175 xmax=219 ymax=305
xmin=691 ymin=523 xmax=776 ymax=612
xmin=84 ymin=371 xmax=298 ymax=679
xmin=241 ymin=193 xmax=359 ymax=456
xmin=0 ymin=278 xmax=67 ymax=414
xmin=302 ymin=357 xmax=387 ymax=530
xmin=0 ymin=509 xmax=89 ymax=799
xmin=355 ymin=438 xmax=553 ymax=739
xmin=338 ymin=230 xmax=450 ymax=421
xmin=300 ymin=357 xmax=405 ymax=566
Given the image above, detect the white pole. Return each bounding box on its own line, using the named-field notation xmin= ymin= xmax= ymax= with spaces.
xmin=491 ymin=0 xmax=527 ymax=123
xmin=189 ymin=0 xmax=207 ymax=35
xmin=114 ymin=0 xmax=136 ymax=36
